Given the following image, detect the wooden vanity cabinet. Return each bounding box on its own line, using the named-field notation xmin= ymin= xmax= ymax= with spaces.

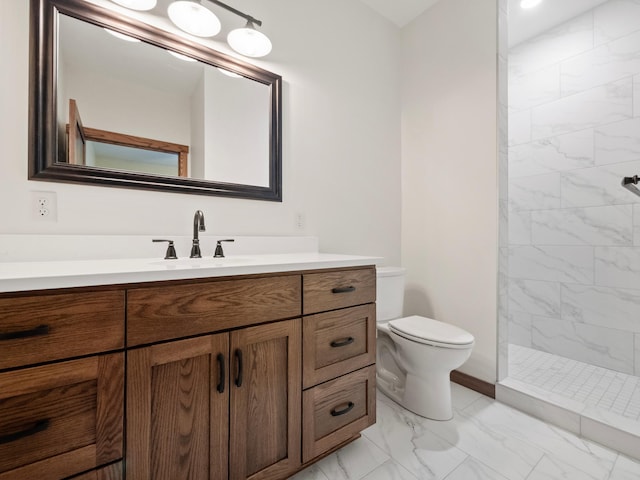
xmin=126 ymin=275 xmax=302 ymax=480
xmin=0 ymin=265 xmax=376 ymax=480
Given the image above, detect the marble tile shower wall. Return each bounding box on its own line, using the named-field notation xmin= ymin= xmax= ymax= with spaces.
xmin=507 ymin=0 xmax=640 ymax=376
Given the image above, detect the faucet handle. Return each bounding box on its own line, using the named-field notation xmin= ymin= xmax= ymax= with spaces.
xmin=213 ymin=239 xmax=235 ymax=258
xmin=152 ymin=239 xmax=178 ymax=260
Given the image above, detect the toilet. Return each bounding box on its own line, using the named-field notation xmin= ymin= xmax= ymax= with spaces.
xmin=376 ymin=267 xmax=474 ymax=420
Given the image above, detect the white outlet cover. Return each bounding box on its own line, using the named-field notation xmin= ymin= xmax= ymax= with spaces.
xmin=31 ymin=191 xmax=58 ymax=222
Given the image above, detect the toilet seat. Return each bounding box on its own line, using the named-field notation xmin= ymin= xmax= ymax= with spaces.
xmin=388 ymin=315 xmax=474 ymax=349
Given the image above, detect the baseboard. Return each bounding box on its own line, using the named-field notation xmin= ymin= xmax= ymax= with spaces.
xmin=450 ymin=370 xmax=495 ymax=399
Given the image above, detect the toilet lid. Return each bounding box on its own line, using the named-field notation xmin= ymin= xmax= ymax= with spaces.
xmin=388 ymin=315 xmax=474 ymax=348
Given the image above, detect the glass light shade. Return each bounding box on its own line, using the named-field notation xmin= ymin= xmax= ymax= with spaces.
xmin=168 ymin=1 xmax=221 ymax=37
xmin=520 ymin=0 xmax=543 ymax=8
xmin=104 ymin=28 xmax=141 ymax=42
xmin=227 ymin=24 xmax=272 ymax=58
xmin=110 ymin=0 xmax=157 ymax=11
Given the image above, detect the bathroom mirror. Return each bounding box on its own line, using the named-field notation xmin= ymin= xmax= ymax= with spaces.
xmin=29 ymin=0 xmax=282 ymax=201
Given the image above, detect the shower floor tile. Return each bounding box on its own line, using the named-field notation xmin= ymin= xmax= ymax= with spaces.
xmin=509 ymin=344 xmax=640 ymax=422
xmin=509 ymin=345 xmax=640 ymax=422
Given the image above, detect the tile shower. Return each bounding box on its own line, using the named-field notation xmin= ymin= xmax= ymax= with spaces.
xmin=502 ymin=0 xmax=640 ymax=457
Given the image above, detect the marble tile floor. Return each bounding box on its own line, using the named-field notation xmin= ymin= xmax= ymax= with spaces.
xmin=291 ymin=383 xmax=640 ymax=480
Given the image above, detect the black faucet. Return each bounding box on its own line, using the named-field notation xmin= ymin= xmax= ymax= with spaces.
xmin=214 ymin=239 xmax=235 ymax=258
xmin=190 ymin=210 xmax=206 ymax=258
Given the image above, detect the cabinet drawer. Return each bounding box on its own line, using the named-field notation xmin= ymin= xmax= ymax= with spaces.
xmin=0 ymin=291 xmax=125 ymax=370
xmin=303 ymin=304 xmax=376 ymax=388
xmin=303 ymin=268 xmax=375 ymax=315
xmin=302 ymin=366 xmax=376 ymax=463
xmin=127 ymin=275 xmax=301 ymax=346
xmin=0 ymin=353 xmax=124 ymax=480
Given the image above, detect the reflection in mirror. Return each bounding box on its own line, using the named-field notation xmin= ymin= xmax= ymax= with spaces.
xmin=29 ymin=0 xmax=282 ymax=200
xmin=58 ymin=13 xmax=269 ymax=185
xmin=66 ymin=99 xmax=189 ymax=176
xmin=87 ymin=142 xmax=184 ymax=176
xmin=68 ymin=99 xmax=86 ymax=166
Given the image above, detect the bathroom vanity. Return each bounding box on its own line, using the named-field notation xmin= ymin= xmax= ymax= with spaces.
xmin=0 ymin=255 xmax=377 ymax=480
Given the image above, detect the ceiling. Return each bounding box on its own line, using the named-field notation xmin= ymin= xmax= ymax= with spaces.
xmin=358 ymin=0 xmax=442 ymax=27
xmin=358 ymin=0 xmax=609 ymax=46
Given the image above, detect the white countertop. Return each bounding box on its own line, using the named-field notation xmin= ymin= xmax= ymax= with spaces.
xmin=0 ymin=253 xmax=380 ymax=293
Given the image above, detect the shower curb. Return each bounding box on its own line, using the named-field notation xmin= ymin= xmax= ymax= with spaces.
xmin=497 ymin=377 xmax=640 ymax=462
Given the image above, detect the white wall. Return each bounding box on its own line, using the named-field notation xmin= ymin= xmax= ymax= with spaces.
xmin=401 ymin=0 xmax=499 ymax=383
xmin=0 ymin=0 xmax=401 ymax=265
xmin=203 ymin=69 xmax=269 ymax=186
xmin=62 ymin=66 xmax=192 ymax=146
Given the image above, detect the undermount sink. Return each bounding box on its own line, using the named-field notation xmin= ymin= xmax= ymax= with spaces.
xmin=150 ymin=256 xmax=252 ymax=268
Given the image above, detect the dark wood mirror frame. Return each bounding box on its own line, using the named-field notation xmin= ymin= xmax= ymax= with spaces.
xmin=29 ymin=0 xmax=282 ymax=201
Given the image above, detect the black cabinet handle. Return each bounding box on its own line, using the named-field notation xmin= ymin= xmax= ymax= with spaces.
xmin=330 ymin=337 xmax=355 ymax=348
xmin=0 ymin=419 xmax=50 ymax=445
xmin=332 ymin=286 xmax=356 ymax=294
xmin=0 ymin=324 xmax=49 ymax=341
xmin=216 ymin=353 xmax=225 ymax=394
xmin=330 ymin=402 xmax=355 ymax=417
xmin=234 ymin=349 xmax=243 ymax=388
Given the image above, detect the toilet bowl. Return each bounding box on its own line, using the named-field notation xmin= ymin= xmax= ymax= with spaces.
xmin=376 ymin=267 xmax=474 ymax=420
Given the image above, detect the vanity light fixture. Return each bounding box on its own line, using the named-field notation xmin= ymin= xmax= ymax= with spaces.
xmin=110 ymin=0 xmax=272 ymax=58
xmin=520 ymin=0 xmax=543 ymax=9
xmin=227 ymin=20 xmax=272 ymax=58
xmin=167 ymin=1 xmax=221 ymax=37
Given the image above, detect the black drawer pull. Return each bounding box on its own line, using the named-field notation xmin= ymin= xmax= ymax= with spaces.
xmin=330 ymin=402 xmax=355 ymax=417
xmin=0 ymin=324 xmax=49 ymax=341
xmin=216 ymin=353 xmax=225 ymax=394
xmin=332 ymin=286 xmax=356 ymax=294
xmin=330 ymin=337 xmax=354 ymax=348
xmin=234 ymin=349 xmax=243 ymax=388
xmin=0 ymin=419 xmax=50 ymax=445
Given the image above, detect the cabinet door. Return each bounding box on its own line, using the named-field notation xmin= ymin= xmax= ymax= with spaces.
xmin=229 ymin=320 xmax=301 ymax=480
xmin=127 ymin=334 xmax=229 ymax=480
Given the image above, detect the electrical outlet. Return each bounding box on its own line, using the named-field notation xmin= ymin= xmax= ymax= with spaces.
xmin=31 ymin=191 xmax=58 ymax=222
xmin=295 ymin=212 xmax=304 ymax=230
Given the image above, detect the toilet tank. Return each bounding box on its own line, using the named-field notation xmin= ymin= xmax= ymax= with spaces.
xmin=376 ymin=267 xmax=406 ymax=322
